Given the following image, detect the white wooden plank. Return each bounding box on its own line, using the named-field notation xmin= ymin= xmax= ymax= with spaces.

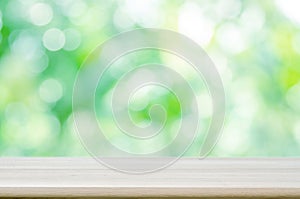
xmin=0 ymin=158 xmax=299 ymax=198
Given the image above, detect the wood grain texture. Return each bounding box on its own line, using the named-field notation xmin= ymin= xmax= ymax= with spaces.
xmin=0 ymin=158 xmax=299 ymax=198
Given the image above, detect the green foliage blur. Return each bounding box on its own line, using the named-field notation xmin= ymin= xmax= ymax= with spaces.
xmin=0 ymin=0 xmax=300 ymax=156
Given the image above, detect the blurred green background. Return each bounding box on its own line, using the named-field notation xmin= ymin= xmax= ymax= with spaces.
xmin=0 ymin=0 xmax=300 ymax=156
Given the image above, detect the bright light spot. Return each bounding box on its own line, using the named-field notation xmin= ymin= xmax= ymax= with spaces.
xmin=39 ymin=78 xmax=63 ymax=103
xmin=29 ymin=3 xmax=53 ymax=26
xmin=123 ymin=0 xmax=163 ymax=27
xmin=276 ymin=0 xmax=300 ymax=24
xmin=178 ymin=2 xmax=214 ymax=46
xmin=26 ymin=114 xmax=56 ymax=148
xmin=218 ymin=120 xmax=250 ymax=155
xmin=215 ymin=0 xmax=241 ymax=19
xmin=217 ymin=23 xmax=247 ymax=54
xmin=113 ymin=8 xmax=135 ymax=29
xmin=234 ymin=89 xmax=258 ymax=119
xmin=68 ymin=5 xmax=106 ymax=31
xmin=63 ymin=28 xmax=81 ymax=51
xmin=11 ymin=31 xmax=42 ymax=60
xmin=240 ymin=4 xmax=265 ymax=34
xmin=43 ymin=28 xmax=65 ymax=51
xmin=64 ymin=0 xmax=87 ymax=18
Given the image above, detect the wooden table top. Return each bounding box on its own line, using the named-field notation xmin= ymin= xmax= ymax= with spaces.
xmin=0 ymin=158 xmax=299 ymax=198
